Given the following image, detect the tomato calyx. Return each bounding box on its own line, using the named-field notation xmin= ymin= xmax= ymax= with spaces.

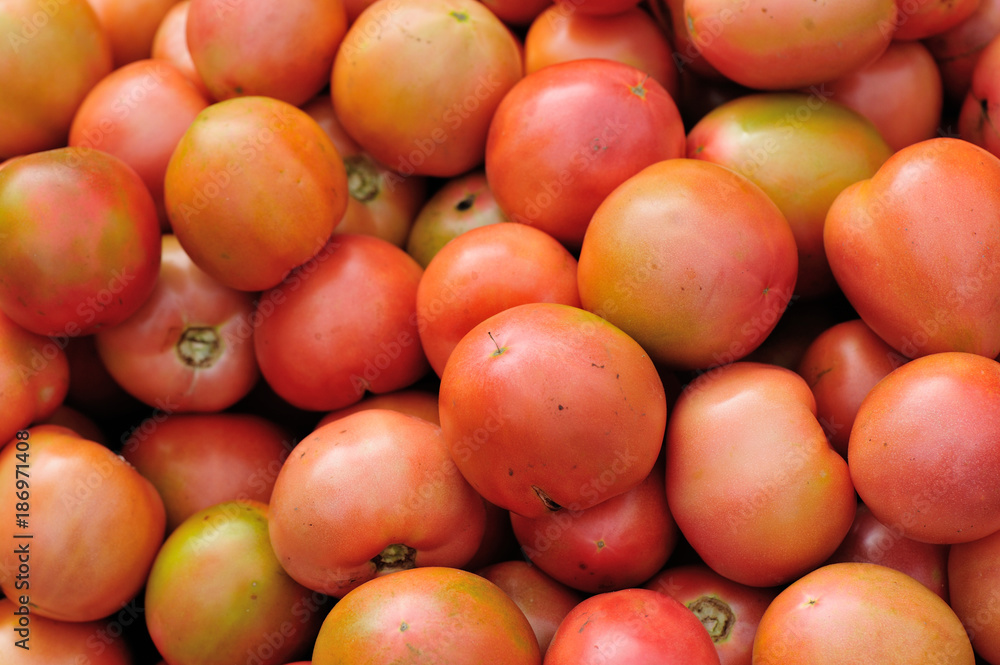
xmin=176 ymin=326 xmax=222 ymax=369
xmin=373 ymin=543 xmax=417 ymax=573
xmin=531 ymin=485 xmax=562 ymax=512
xmin=344 ymin=154 xmax=380 ymax=203
xmin=687 ymin=595 xmax=735 ymax=642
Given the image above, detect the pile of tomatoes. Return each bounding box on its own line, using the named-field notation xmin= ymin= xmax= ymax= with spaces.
xmin=3 ymin=0 xmax=1000 ymax=662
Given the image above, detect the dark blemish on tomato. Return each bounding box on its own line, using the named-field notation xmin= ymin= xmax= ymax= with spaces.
xmin=558 ymin=404 xmax=565 ymax=410
xmin=456 ymin=193 xmax=475 ymax=211
xmin=508 ymin=468 xmax=514 ymax=476
xmin=591 ymin=363 xmax=604 ymax=368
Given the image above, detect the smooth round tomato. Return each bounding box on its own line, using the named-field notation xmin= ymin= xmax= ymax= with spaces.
xmin=312 ymin=567 xmax=541 ymax=665
xmin=850 ymin=352 xmax=1000 ymax=545
xmin=486 ymin=58 xmax=685 ymax=250
xmin=165 ymin=96 xmax=348 ymax=292
xmin=317 ymin=388 xmax=441 ymax=428
xmin=825 ymin=138 xmax=1000 ymax=359
xmin=86 ymin=0 xmax=179 ymax=67
xmin=151 ymin=1 xmax=211 ymax=99
xmin=0 ymin=148 xmax=161 ymax=337
xmin=0 ymin=426 xmax=165 ymax=622
xmin=0 ymin=597 xmax=133 ymax=664
xmin=752 ymin=563 xmax=974 ymax=664
xmin=332 ymin=0 xmax=524 ymax=177
xmin=890 ymin=0 xmax=980 ymax=41
xmin=948 ymin=528 xmax=1000 ymax=663
xmin=926 ymin=0 xmax=1000 ymax=102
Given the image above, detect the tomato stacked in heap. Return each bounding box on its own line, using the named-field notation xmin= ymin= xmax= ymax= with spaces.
xmin=3 ymin=0 xmax=1000 ymax=663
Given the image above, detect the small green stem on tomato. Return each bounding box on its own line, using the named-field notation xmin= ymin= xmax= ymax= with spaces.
xmin=687 ymin=596 xmax=736 ymax=642
xmin=345 ymin=154 xmax=380 ymax=203
xmin=176 ymin=326 xmax=221 ymax=369
xmin=373 ymin=543 xmax=417 ymax=573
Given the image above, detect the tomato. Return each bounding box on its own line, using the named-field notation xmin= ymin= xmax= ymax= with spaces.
xmin=752 ymin=562 xmax=974 ymax=664
xmin=301 ymin=95 xmax=428 ymax=248
xmin=186 ymin=0 xmax=346 ymax=104
xmin=165 ymin=96 xmax=348 ymax=292
xmin=146 ymin=501 xmax=323 ymax=665
xmin=511 ymin=459 xmax=678 ymax=593
xmin=687 ymin=93 xmax=892 ymax=300
xmin=577 ymin=159 xmax=798 ymax=371
xmin=268 ymin=410 xmax=486 ymax=597
xmin=317 ymin=388 xmax=441 ymax=428
xmin=312 ymin=566 xmax=541 ymax=664
xmin=822 ymin=41 xmax=944 ymax=152
xmin=795 ymin=319 xmax=905 ymax=457
xmin=948 ymin=528 xmax=1000 ymax=663
xmin=94 ymin=234 xmax=259 ymax=413
xmin=405 ymin=170 xmax=508 ymax=269
xmin=666 ymin=363 xmax=856 ymax=587
xmin=0 ymin=0 xmax=112 ymax=160
xmin=545 ymin=588 xmax=721 ymax=664
xmin=0 ymin=426 xmax=165 ymax=622
xmin=462 ymin=497 xmax=522 ymax=571
xmin=825 ymin=502 xmax=950 ymax=601
xmin=646 ymin=0 xmax=722 ymax=79
xmin=87 ymin=0 xmax=179 ymax=67
xmin=122 ymin=413 xmax=293 ymax=531
xmin=925 ymin=0 xmax=1000 ymax=103
xmin=439 ymin=303 xmax=666 ymax=518
xmin=524 ymin=6 xmax=679 ymax=96
xmin=475 ymin=560 xmax=584 ymax=656
xmin=644 ymin=563 xmax=779 ymax=665
xmin=683 ymin=0 xmax=896 ymax=90
xmin=0 ymin=147 xmax=161 ymax=337
xmin=554 ymin=0 xmax=641 ymax=14
xmin=890 ymin=0 xmax=980 ymax=41
xmin=850 ymin=352 xmax=1000 ymax=544
xmin=478 ymin=0 xmax=551 ymax=24
xmin=39 ymin=404 xmax=106 ymax=445
xmin=151 ymin=0 xmax=212 ymax=99
xmin=485 ymin=58 xmax=685 ymax=250
xmin=0 ymin=311 xmax=69 ymax=444
xmin=70 ymin=59 xmax=209 ymax=228
xmin=417 ymin=222 xmax=581 ymax=377
xmin=332 ymin=0 xmax=524 ymax=178
xmin=825 ymin=138 xmax=1000 ymax=359
xmin=0 ymin=597 xmax=133 ymax=664
xmin=960 ymin=33 xmax=1000 ymax=157
xmin=253 ymin=235 xmax=429 ymax=412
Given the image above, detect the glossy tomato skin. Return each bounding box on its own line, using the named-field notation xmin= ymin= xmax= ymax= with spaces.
xmin=486 ymin=58 xmax=685 ymax=250
xmin=0 ymin=148 xmax=161 ymax=337
xmin=0 ymin=0 xmax=113 ymax=160
xmin=752 ymin=563 xmax=975 ymax=664
xmin=0 ymin=426 xmax=166 ymax=622
xmin=151 ymin=1 xmax=211 ymax=98
xmin=439 ymin=303 xmax=666 ymax=519
xmin=644 ymin=564 xmax=779 ymax=665
xmin=577 ymin=159 xmax=798 ymax=371
xmin=666 ymin=363 xmax=856 ymax=587
xmin=687 ymin=93 xmax=892 ymax=300
xmin=0 ymin=597 xmax=133 ymax=664
xmin=332 ymin=0 xmax=524 ymax=178
xmin=254 ymin=235 xmax=429 ymax=412
xmin=312 ymin=567 xmax=541 ymax=665
xmin=825 ymin=138 xmax=1000 ymax=359
xmin=850 ymin=352 xmax=1000 ymax=544
xmin=146 ymin=501 xmax=323 ymax=665
xmin=545 ymin=588 xmax=721 ymax=665
xmin=95 ymin=235 xmax=259 ymax=413
xmin=948 ymin=528 xmax=1000 ymax=662
xmin=165 ymin=96 xmax=348 ymax=292
xmin=268 ymin=410 xmax=486 ymax=597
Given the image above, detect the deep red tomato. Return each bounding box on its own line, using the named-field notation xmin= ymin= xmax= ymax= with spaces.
xmin=948 ymin=527 xmax=1000 ymax=663
xmin=151 ymin=0 xmax=211 ymax=99
xmin=0 ymin=597 xmax=133 ymax=664
xmin=86 ymin=0 xmax=179 ymax=67
xmin=478 ymin=0 xmax=551 ymax=24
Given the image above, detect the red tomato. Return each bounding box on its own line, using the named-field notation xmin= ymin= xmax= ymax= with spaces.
xmin=0 ymin=0 xmax=112 ymax=160
xmin=268 ymin=410 xmax=487 ymax=597
xmin=666 ymin=363 xmax=856 ymax=587
xmin=478 ymin=0 xmax=551 ymax=24
xmin=960 ymin=33 xmax=1000 ymax=156
xmin=39 ymin=405 xmax=106 ymax=445
xmin=439 ymin=303 xmax=666 ymax=518
xmin=332 ymin=0 xmax=524 ymax=177
xmin=890 ymin=0 xmax=980 ymax=41
xmin=476 ymin=560 xmax=584 ymax=656
xmin=70 ymin=59 xmax=209 ymax=228
xmin=165 ymin=96 xmax=349 ymax=292
xmin=0 ymin=597 xmax=132 ymax=664
xmin=646 ymin=0 xmax=722 ymax=79
xmin=524 ymin=6 xmax=678 ymax=97
xmin=0 ymin=426 xmax=165 ymax=622
xmin=94 ymin=235 xmax=259 ymax=413
xmin=317 ymin=388 xmax=441 ymax=428
xmin=122 ymin=413 xmax=293 ymax=531
xmin=0 ymin=148 xmax=161 ymax=337
xmin=925 ymin=0 xmax=1000 ymax=102
xmin=186 ymin=0 xmax=347 ymax=104
xmin=253 ymin=235 xmax=429 ymax=412
xmin=824 ymin=138 xmax=1000 ymax=359
xmin=312 ymin=566 xmax=541 ymax=664
xmin=486 ymin=58 xmax=685 ymax=249
xmin=948 ymin=528 xmax=1000 ymax=662
xmin=146 ymin=501 xmax=323 ymax=665
xmin=645 ymin=563 xmax=779 ymax=665
xmin=850 ymin=352 xmax=1000 ymax=544
xmin=752 ymin=563 xmax=974 ymax=664
xmin=545 ymin=588 xmax=721 ymax=665
xmin=86 ymin=0 xmax=179 ymax=67
xmin=417 ymin=222 xmax=581 ymax=377
xmin=151 ymin=1 xmax=212 ymax=99
xmin=554 ymin=0 xmax=640 ymax=14
xmin=795 ymin=319 xmax=905 ymax=457
xmin=577 ymin=159 xmax=798 ymax=370
xmin=0 ymin=311 xmax=69 ymax=444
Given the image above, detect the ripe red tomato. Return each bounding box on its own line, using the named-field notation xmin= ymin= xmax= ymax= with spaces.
xmin=926 ymin=0 xmax=1000 ymax=102
xmin=311 ymin=566 xmax=541 ymax=664
xmin=0 ymin=312 xmax=69 ymax=445
xmin=317 ymin=388 xmax=441 ymax=428
xmin=86 ymin=0 xmax=179 ymax=67
xmin=890 ymin=0 xmax=980 ymax=41
xmin=825 ymin=138 xmax=1000 ymax=359
xmin=753 ymin=563 xmax=974 ymax=664
xmin=0 ymin=597 xmax=133 ymax=664
xmin=0 ymin=147 xmax=161 ymax=336
xmin=850 ymin=352 xmax=1000 ymax=544
xmin=948 ymin=527 xmax=1000 ymax=662
xmin=151 ymin=0 xmax=211 ymax=99
xmin=478 ymin=0 xmax=551 ymax=24
xmin=485 ymin=58 xmax=685 ymax=249
xmin=554 ymin=0 xmax=641 ymax=14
